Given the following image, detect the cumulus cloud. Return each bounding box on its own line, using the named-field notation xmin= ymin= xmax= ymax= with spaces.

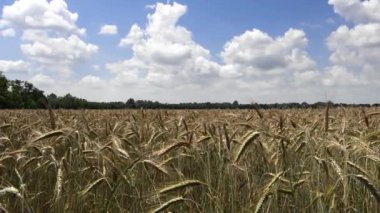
xmin=0 ymin=28 xmax=15 ymax=37
xmin=93 ymin=65 xmax=101 ymax=71
xmin=0 ymin=0 xmax=97 ymax=76
xmin=20 ymin=33 xmax=98 ymax=75
xmin=112 ymin=2 xmax=219 ymax=87
xmin=101 ymin=1 xmax=326 ymax=103
xmin=1 ymin=0 xmax=85 ymax=35
xmin=99 ymin=24 xmax=118 ymax=35
xmin=328 ymin=0 xmax=380 ymax=24
xmin=322 ymin=66 xmax=364 ymax=86
xmin=106 ymin=59 xmax=143 ymax=85
xmin=0 ymin=60 xmax=29 ymax=73
xmin=221 ymin=29 xmax=310 ymax=70
xmin=80 ymin=75 xmax=105 ymax=89
xmin=1 ymin=1 xmax=378 ymax=103
xmin=324 ymin=23 xmax=380 ymax=86
xmin=30 ymin=73 xmax=55 ymax=87
xmin=145 ymin=4 xmax=156 ymax=10
xmin=220 ymin=28 xmax=317 ymax=87
xmin=326 ymin=0 xmax=380 ymax=88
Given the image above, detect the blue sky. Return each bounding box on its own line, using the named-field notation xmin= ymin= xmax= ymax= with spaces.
xmin=69 ymin=0 xmax=341 ymax=68
xmin=0 ymin=0 xmax=379 ymax=103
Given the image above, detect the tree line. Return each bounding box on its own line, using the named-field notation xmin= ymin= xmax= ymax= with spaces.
xmin=0 ymin=72 xmax=378 ymax=109
xmin=0 ymin=72 xmax=46 ymax=108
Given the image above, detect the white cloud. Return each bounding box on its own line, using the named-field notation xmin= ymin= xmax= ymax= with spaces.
xmin=30 ymin=73 xmax=55 ymax=87
xmin=324 ymin=23 xmax=380 ymax=86
xmin=1 ymin=1 xmax=377 ymax=103
xmin=104 ymin=2 xmax=336 ymax=103
xmin=106 ymin=59 xmax=144 ymax=85
xmin=145 ymin=4 xmax=156 ymax=10
xmin=0 ymin=0 xmax=97 ymax=76
xmin=1 ymin=0 xmax=85 ymax=35
xmin=326 ymin=8 xmax=380 ymax=87
xmin=328 ymin=0 xmax=380 ymax=24
xmin=0 ymin=19 xmax=7 ymax=28
xmin=220 ymin=28 xmax=317 ymax=88
xmin=0 ymin=28 xmax=15 ymax=37
xmin=80 ymin=75 xmax=105 ymax=89
xmin=20 ymin=34 xmax=98 ymax=75
xmin=221 ymin=28 xmax=309 ymax=69
xmin=93 ymin=64 xmax=101 ymax=71
xmin=119 ymin=24 xmax=143 ymax=47
xmin=328 ymin=24 xmax=380 ymax=51
xmin=322 ymin=66 xmax=364 ymax=86
xmin=112 ymin=2 xmax=219 ymax=87
xmin=293 ymin=70 xmax=320 ymax=86
xmin=99 ymin=24 xmax=118 ymax=35
xmin=0 ymin=60 xmax=29 ymax=73
xmin=102 ymin=2 xmax=327 ymax=103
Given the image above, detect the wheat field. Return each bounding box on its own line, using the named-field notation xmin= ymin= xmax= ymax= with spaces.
xmin=0 ymin=108 xmax=379 ymax=212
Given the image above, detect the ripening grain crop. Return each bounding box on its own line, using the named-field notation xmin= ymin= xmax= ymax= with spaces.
xmin=0 ymin=108 xmax=379 ymax=212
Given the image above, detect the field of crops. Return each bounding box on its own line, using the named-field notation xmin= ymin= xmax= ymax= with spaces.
xmin=0 ymin=108 xmax=379 ymax=212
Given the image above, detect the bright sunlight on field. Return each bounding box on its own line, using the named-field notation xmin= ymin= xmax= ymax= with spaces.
xmin=0 ymin=108 xmax=379 ymax=212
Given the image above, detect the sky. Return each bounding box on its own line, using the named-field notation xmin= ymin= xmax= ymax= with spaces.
xmin=0 ymin=0 xmax=379 ymax=104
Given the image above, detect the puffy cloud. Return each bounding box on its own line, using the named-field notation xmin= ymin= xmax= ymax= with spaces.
xmin=220 ymin=28 xmax=317 ymax=88
xmin=0 ymin=19 xmax=7 ymax=28
xmin=20 ymin=34 xmax=98 ymax=75
xmin=221 ymin=29 xmax=311 ymax=70
xmin=145 ymin=4 xmax=156 ymax=10
xmin=326 ymin=7 xmax=380 ymax=86
xmin=106 ymin=2 xmax=329 ymax=102
xmin=80 ymin=75 xmax=105 ymax=89
xmin=0 ymin=28 xmax=15 ymax=37
xmin=111 ymin=2 xmax=219 ymax=87
xmin=328 ymin=0 xmax=380 ymax=24
xmin=119 ymin=24 xmax=143 ymax=47
xmin=328 ymin=24 xmax=380 ymax=51
xmin=1 ymin=0 xmax=85 ymax=35
xmin=293 ymin=70 xmax=320 ymax=86
xmin=0 ymin=60 xmax=29 ymax=73
xmin=106 ymin=59 xmax=144 ymax=85
xmin=322 ymin=66 xmax=364 ymax=86
xmin=0 ymin=0 xmax=97 ymax=76
xmin=30 ymin=73 xmax=55 ymax=87
xmin=93 ymin=65 xmax=101 ymax=71
xmin=1 ymin=1 xmax=376 ymax=103
xmin=99 ymin=24 xmax=118 ymax=35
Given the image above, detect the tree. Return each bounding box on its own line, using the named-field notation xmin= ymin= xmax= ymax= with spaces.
xmin=126 ymin=98 xmax=136 ymax=108
xmin=47 ymin=93 xmax=58 ymax=108
xmin=9 ymin=80 xmax=24 ymax=108
xmin=0 ymin=72 xmax=10 ymax=108
xmin=0 ymin=72 xmax=7 ymax=90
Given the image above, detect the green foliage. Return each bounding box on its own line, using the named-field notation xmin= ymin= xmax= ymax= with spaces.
xmin=0 ymin=72 xmax=45 ymax=109
xmin=0 ymin=72 xmax=9 ymax=107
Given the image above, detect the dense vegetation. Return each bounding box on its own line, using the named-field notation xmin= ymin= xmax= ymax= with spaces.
xmin=0 ymin=108 xmax=379 ymax=212
xmin=1 ymin=72 xmax=378 ymax=109
xmin=0 ymin=72 xmax=46 ymax=109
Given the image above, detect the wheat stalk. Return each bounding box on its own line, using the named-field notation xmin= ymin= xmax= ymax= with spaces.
xmin=31 ymin=130 xmax=64 ymax=143
xmin=352 ymin=174 xmax=380 ymax=203
xmin=150 ymin=196 xmax=185 ymax=213
xmin=254 ymin=171 xmax=284 ymax=213
xmin=234 ymin=131 xmax=260 ymax=162
xmin=158 ymin=180 xmax=204 ymax=195
xmin=155 ymin=142 xmax=191 ymax=156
